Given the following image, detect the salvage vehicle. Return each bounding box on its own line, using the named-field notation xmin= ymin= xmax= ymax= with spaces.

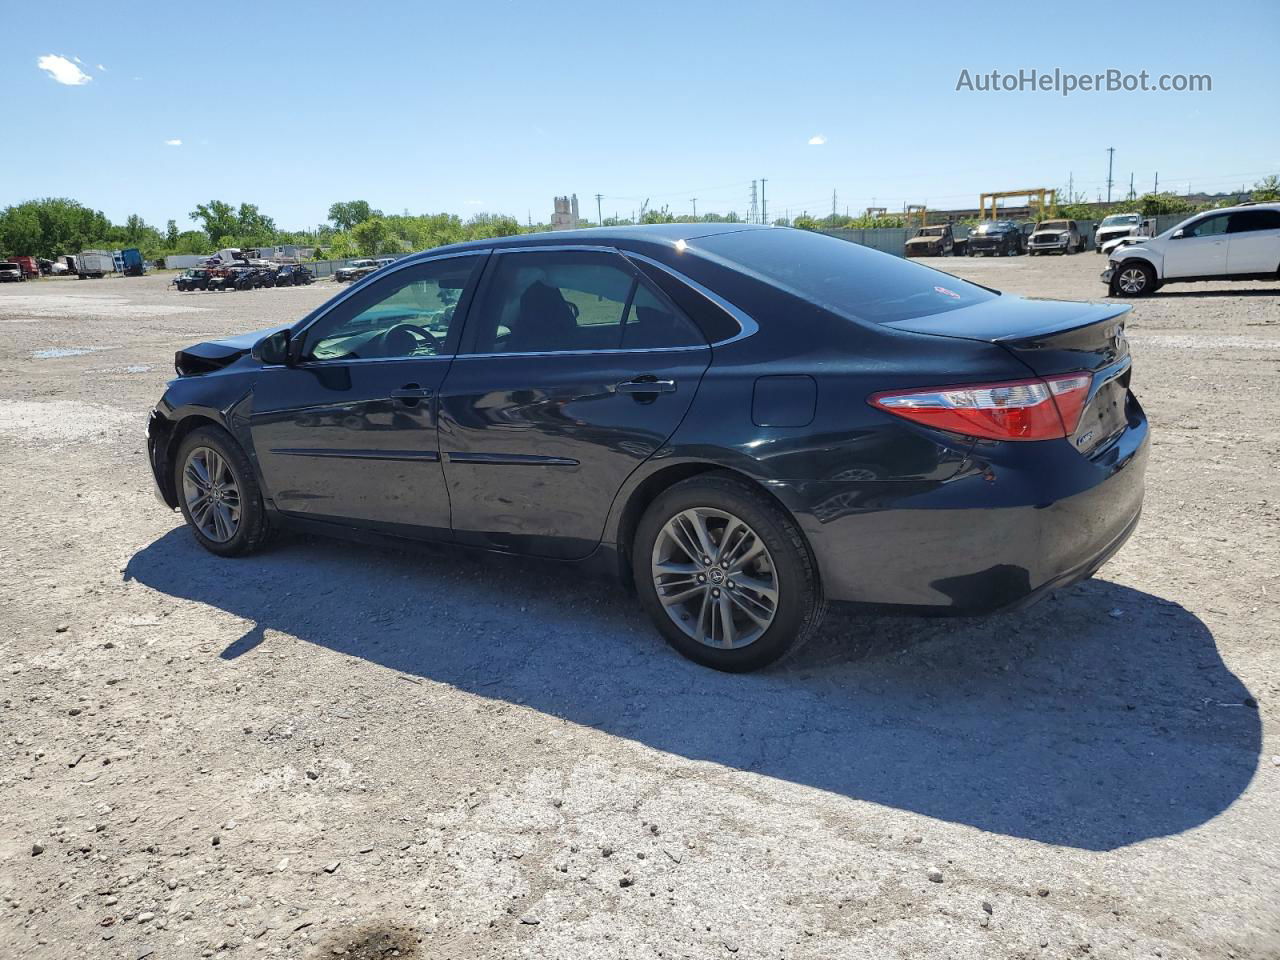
xmin=13 ymin=255 xmax=40 ymax=278
xmin=1093 ymin=213 xmax=1143 ymax=253
xmin=334 ymin=258 xmax=379 ymax=283
xmin=904 ymin=224 xmax=954 ymax=257
xmin=147 ymin=224 xmax=1148 ymax=672
xmin=1103 ymin=203 xmax=1280 ymax=297
xmin=966 ymin=220 xmax=1024 ymax=256
xmin=0 ymin=261 xmax=23 ymax=282
xmin=1028 ymin=219 xmax=1086 ymax=255
xmin=1099 ymin=219 xmax=1155 ymax=257
xmin=274 ymin=264 xmax=314 ymax=287
xmin=175 ymin=269 xmax=213 ymax=292
xmin=74 ymin=250 xmax=114 ymax=279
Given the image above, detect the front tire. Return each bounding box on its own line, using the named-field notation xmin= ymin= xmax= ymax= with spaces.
xmin=174 ymin=425 xmax=270 ymax=557
xmin=633 ymin=473 xmax=825 ymax=672
xmin=1112 ymin=261 xmax=1156 ymax=297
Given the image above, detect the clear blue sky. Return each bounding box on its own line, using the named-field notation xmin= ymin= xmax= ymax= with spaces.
xmin=3 ymin=0 xmax=1277 ymax=230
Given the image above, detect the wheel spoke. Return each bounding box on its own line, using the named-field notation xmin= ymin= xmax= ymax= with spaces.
xmin=654 ymin=559 xmax=699 ymax=577
xmin=682 ymin=509 xmax=716 ymax=560
xmin=667 ymin=514 xmax=703 ymax=562
xmin=725 ymin=538 xmax=765 ymax=574
xmin=660 ymin=583 xmax=705 ymax=607
xmin=717 ymin=593 xmax=736 ymax=648
xmin=729 ymin=588 xmax=774 ymax=627
xmin=733 ymin=573 xmax=778 ymax=602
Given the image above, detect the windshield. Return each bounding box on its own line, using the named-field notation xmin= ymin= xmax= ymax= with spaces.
xmin=973 ymin=222 xmax=1013 ymax=234
xmin=692 ymin=228 xmax=996 ymax=326
xmin=918 ymin=227 xmax=945 ymax=236
xmin=1039 ymin=221 xmax=1069 ymax=231
xmin=1101 ymin=215 xmax=1139 ymax=227
xmin=0 ymin=263 xmax=18 ymax=269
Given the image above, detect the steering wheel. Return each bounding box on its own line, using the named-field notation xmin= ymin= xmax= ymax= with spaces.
xmin=380 ymin=322 xmax=440 ymax=357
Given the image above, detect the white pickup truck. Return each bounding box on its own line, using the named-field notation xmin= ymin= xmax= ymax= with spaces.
xmin=1092 ymin=213 xmax=1144 ymax=253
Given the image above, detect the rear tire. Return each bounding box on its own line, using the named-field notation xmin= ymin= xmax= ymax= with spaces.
xmin=633 ymin=473 xmax=825 ymax=672
xmin=174 ymin=425 xmax=271 ymax=557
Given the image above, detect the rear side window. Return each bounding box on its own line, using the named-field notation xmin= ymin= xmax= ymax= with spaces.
xmin=692 ymin=228 xmax=996 ymax=325
xmin=1228 ymin=209 xmax=1280 ymax=233
xmin=466 ymin=250 xmax=703 ymax=354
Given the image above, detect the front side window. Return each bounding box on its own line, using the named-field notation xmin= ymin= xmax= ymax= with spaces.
xmin=1185 ymin=214 xmax=1230 ymax=238
xmin=465 ymin=250 xmax=703 ymax=354
xmin=302 ymin=255 xmax=482 ymax=362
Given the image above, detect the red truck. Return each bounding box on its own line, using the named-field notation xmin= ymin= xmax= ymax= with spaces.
xmin=13 ymin=256 xmax=39 ymax=279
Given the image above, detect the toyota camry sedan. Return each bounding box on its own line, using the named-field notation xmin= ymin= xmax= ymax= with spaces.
xmin=146 ymin=224 xmax=1148 ymax=671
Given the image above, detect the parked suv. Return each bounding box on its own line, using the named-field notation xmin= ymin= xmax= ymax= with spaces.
xmin=274 ymin=264 xmax=314 ymax=287
xmin=904 ymin=225 xmax=954 ymax=257
xmin=0 ymin=261 xmax=24 ymax=282
xmin=1028 ymin=219 xmax=1085 ymax=255
xmin=966 ymin=220 xmax=1024 ymax=256
xmin=334 ymin=259 xmax=379 ymax=283
xmin=1094 ymin=213 xmax=1143 ymax=253
xmin=1103 ymin=203 xmax=1280 ymax=296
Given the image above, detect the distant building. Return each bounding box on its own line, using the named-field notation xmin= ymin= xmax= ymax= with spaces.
xmin=551 ymin=194 xmax=580 ymax=230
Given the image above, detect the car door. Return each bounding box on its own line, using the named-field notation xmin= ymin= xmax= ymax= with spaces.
xmin=1226 ymin=209 xmax=1280 ymax=275
xmin=1163 ymin=212 xmax=1230 ymax=278
xmin=247 ymin=252 xmax=486 ymax=538
xmin=438 ymin=247 xmax=712 ymax=560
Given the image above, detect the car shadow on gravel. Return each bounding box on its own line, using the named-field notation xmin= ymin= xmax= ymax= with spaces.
xmin=125 ymin=527 xmax=1261 ymax=852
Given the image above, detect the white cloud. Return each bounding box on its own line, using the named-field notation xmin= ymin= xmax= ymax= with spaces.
xmin=37 ymin=54 xmax=93 ymax=86
xmin=97 ymin=64 xmax=107 ymax=72
xmin=807 ymin=134 xmax=827 ymax=146
xmin=164 ymin=139 xmax=183 ymax=147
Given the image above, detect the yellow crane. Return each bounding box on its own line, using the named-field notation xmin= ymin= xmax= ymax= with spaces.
xmin=864 ymin=206 xmax=888 ymax=219
xmin=905 ymin=204 xmax=928 ymax=228
xmin=977 ymin=188 xmax=1056 ymax=221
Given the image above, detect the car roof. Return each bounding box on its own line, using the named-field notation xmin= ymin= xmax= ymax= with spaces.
xmin=397 ymin=222 xmax=772 ymax=264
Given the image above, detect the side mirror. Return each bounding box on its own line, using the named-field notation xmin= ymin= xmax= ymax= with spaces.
xmin=252 ymin=329 xmax=292 ymax=366
xmin=1171 ymin=228 xmax=1185 ymax=239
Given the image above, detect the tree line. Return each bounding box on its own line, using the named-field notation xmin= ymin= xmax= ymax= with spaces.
xmin=3 ymin=176 xmax=1275 ymax=261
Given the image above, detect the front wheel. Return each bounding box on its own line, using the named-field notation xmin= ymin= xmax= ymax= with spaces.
xmin=1112 ymin=261 xmax=1156 ymax=297
xmin=174 ymin=425 xmax=271 ymax=556
xmin=633 ymin=474 xmax=825 ymax=671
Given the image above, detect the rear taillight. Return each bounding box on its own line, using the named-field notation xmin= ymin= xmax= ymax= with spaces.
xmin=870 ymin=372 xmax=1093 ymax=441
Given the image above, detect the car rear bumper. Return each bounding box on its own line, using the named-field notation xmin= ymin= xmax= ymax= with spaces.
xmin=773 ymin=395 xmax=1149 ymax=612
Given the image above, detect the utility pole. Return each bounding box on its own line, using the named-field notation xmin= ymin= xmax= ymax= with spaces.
xmin=1068 ymin=172 xmax=1074 ymax=203
xmin=691 ymin=198 xmax=698 ymax=219
xmin=749 ymin=181 xmax=758 ymax=224
xmin=760 ymin=178 xmax=767 ymax=224
xmin=595 ymin=193 xmax=603 ymax=226
xmin=1105 ymin=147 xmax=1115 ymax=203
xmin=1128 ymin=172 xmax=1135 ymax=201
xmin=831 ymin=188 xmax=838 ymax=220
xmin=1153 ymin=171 xmax=1159 ymax=194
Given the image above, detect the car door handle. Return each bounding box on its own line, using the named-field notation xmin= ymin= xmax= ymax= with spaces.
xmin=616 ymin=377 xmax=676 ymax=395
xmin=391 ymin=384 xmax=433 ymax=400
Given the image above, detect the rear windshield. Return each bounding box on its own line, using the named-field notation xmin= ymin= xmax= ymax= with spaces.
xmin=692 ymin=228 xmax=996 ymax=325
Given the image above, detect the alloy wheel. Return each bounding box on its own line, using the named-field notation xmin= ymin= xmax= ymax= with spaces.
xmin=1117 ymin=267 xmax=1148 ymax=294
xmin=182 ymin=446 xmax=241 ymax=543
xmin=651 ymin=508 xmax=779 ymax=649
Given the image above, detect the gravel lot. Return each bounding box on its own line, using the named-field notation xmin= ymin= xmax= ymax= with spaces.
xmin=1 ymin=254 xmax=1277 ymax=960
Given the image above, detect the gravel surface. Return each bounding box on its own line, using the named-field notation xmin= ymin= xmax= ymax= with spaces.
xmin=1 ymin=257 xmax=1277 ymax=959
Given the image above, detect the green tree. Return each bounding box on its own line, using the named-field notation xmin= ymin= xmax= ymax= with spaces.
xmin=165 ymin=219 xmax=179 ymax=247
xmin=351 ymin=217 xmax=393 ymax=256
xmin=189 ymin=201 xmax=239 ymax=244
xmin=1250 ymin=174 xmax=1280 ymax=202
xmin=0 ymin=198 xmax=114 ymax=258
xmin=328 ymin=200 xmax=379 ymax=231
xmin=463 ymin=213 xmax=520 ymax=241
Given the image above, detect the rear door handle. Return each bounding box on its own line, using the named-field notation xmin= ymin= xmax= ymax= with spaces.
xmin=391 ymin=384 xmax=433 ymax=401
xmin=616 ymin=377 xmax=676 ymax=395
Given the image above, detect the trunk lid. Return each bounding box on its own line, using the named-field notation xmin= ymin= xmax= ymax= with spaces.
xmin=884 ymin=296 xmax=1133 ymax=456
